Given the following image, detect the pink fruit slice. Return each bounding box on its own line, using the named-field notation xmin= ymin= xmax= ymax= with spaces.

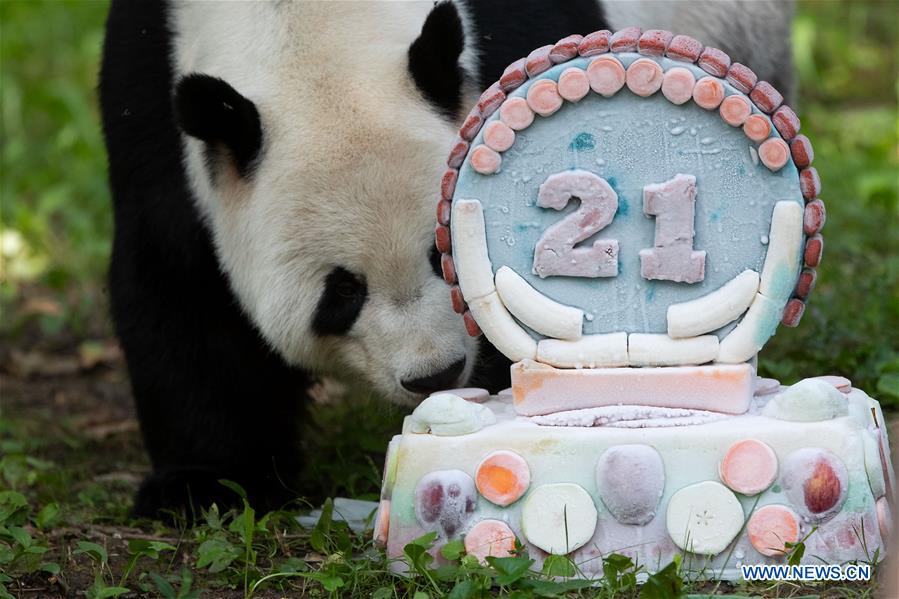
xmin=719 ymin=95 xmax=752 ymax=126
xmin=499 ymin=97 xmax=535 ymax=131
xmin=747 ymin=504 xmax=800 ymax=557
xmin=692 ymin=76 xmax=725 ymax=109
xmin=526 ymin=79 xmax=563 ymax=117
xmin=373 ymin=499 xmax=390 ymax=546
xmin=464 ymin=519 xmax=517 ymax=563
xmin=414 ymin=470 xmax=478 ymax=537
xmin=660 ymin=67 xmax=695 ymax=105
xmin=558 ymin=67 xmax=590 ymax=102
xmin=475 ymin=450 xmax=530 ymax=506
xmin=625 ymin=58 xmax=664 ymax=97
xmin=483 ymin=121 xmax=515 ymax=152
xmin=781 ymin=448 xmax=847 ymax=521
xmin=743 ymin=114 xmax=771 ymax=142
xmin=720 ymin=439 xmax=778 ymax=496
xmin=586 ymin=56 xmax=626 ymax=97
xmin=470 ymin=145 xmax=501 ymax=175
xmin=812 ymin=375 xmax=851 ymax=394
xmin=759 ymin=138 xmax=790 ymax=171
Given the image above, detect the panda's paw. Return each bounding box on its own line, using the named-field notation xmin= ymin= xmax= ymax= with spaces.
xmin=133 ymin=468 xmax=293 ymax=522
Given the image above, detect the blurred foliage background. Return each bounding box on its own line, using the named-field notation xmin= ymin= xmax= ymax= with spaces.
xmin=1 ymin=0 xmax=897 ymax=400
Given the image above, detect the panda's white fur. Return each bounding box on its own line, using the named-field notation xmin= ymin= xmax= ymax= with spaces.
xmin=602 ymin=0 xmax=793 ymax=91
xmin=171 ymin=1 xmax=480 ymax=404
xmin=169 ymin=0 xmax=793 ymax=405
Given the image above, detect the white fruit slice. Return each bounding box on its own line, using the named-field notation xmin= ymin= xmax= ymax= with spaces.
xmin=520 ymin=483 xmax=597 ymax=554
xmin=666 ymin=481 xmax=744 ymax=555
xmin=667 ymin=270 xmax=759 ymax=338
xmin=759 ymin=201 xmax=804 ymax=301
xmin=495 ymin=266 xmax=583 ymax=340
xmin=628 ymin=333 xmax=718 ymax=366
xmin=717 ymin=293 xmax=785 ymax=364
xmin=452 ymin=199 xmax=495 ymax=301
xmin=536 ymin=333 xmax=628 ymax=368
xmin=468 ymin=292 xmax=537 ymax=362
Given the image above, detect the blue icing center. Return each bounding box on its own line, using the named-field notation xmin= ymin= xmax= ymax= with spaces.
xmin=569 ymin=132 xmax=596 ymax=151
xmin=455 ymin=54 xmax=803 ymax=337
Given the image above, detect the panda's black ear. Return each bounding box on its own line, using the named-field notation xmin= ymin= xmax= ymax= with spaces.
xmin=408 ymin=1 xmax=467 ymax=119
xmin=174 ymin=74 xmax=262 ymax=178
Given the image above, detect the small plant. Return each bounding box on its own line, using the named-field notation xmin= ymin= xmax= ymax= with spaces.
xmin=73 ymin=541 xmax=129 ymax=599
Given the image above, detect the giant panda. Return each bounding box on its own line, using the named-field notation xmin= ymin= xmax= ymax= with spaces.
xmin=99 ymin=0 xmax=793 ymax=517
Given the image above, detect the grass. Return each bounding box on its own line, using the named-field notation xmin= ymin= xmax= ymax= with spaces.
xmin=1 ymin=0 xmax=897 ymax=596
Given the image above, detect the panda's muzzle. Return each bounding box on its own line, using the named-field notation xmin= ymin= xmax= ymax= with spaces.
xmin=400 ymin=357 xmax=467 ymax=394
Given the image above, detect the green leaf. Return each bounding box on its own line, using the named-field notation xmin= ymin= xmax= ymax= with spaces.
xmin=40 ymin=561 xmax=60 ymax=575
xmin=640 ymin=559 xmax=683 ymax=599
xmin=440 ymin=538 xmax=465 ymax=561
xmin=485 ymin=555 xmax=533 ymax=585
xmin=34 ymin=502 xmax=60 ymax=529
xmin=403 ymin=536 xmax=435 ymax=572
xmin=150 ymin=573 xmax=176 ymax=599
xmin=371 ymin=587 xmax=394 ymax=599
xmin=412 ymin=592 xmax=429 ymax=599
xmin=320 ymin=575 xmax=345 ymax=592
xmin=448 ymin=579 xmax=482 ymax=599
xmin=541 ymin=554 xmax=575 ymax=578
xmin=127 ymin=538 xmax=177 ymax=559
xmin=310 ymin=498 xmax=334 ymax=554
xmin=218 ymin=479 xmax=248 ymax=502
xmin=9 ymin=525 xmax=32 ymax=548
xmin=195 ymin=537 xmax=240 ymax=573
xmin=0 ymin=491 xmax=28 ymax=524
xmin=74 ymin=540 xmax=108 ymax=565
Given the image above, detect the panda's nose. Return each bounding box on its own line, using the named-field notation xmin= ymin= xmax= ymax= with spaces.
xmin=401 ymin=358 xmax=467 ymax=394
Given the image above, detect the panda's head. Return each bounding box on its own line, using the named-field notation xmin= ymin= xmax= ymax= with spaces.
xmin=171 ymin=1 xmax=481 ymax=404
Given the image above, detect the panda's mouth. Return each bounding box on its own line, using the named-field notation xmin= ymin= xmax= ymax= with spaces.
xmin=399 ymin=357 xmax=468 ymax=395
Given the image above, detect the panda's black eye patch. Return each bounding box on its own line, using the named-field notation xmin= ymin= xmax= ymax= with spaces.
xmin=429 ymin=245 xmax=443 ymax=278
xmin=312 ymin=267 xmax=368 ymax=336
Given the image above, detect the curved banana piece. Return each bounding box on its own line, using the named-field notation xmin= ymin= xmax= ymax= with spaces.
xmin=667 ymin=269 xmax=760 ymax=338
xmin=495 ymin=266 xmax=583 ymax=340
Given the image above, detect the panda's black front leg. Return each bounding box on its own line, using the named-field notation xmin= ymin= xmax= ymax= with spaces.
xmin=111 ymin=223 xmax=313 ymax=520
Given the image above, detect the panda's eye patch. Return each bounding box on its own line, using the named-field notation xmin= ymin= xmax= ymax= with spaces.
xmin=312 ymin=267 xmax=368 ymax=336
xmin=429 ymin=245 xmax=443 ymax=278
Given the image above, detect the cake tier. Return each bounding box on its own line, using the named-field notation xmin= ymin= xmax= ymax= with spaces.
xmin=375 ymin=381 xmax=893 ymax=581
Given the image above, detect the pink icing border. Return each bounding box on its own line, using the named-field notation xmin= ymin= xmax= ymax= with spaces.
xmin=436 ymin=27 xmax=823 ymax=337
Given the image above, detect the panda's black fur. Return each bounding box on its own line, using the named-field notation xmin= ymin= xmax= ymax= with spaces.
xmin=100 ymin=0 xmax=792 ymax=518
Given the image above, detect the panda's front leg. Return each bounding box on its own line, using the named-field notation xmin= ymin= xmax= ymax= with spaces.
xmin=111 ymin=222 xmax=313 ymax=520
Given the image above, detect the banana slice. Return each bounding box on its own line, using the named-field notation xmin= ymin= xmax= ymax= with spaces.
xmin=468 ymin=292 xmax=537 ymax=362
xmin=451 ymin=199 xmax=495 ymax=301
xmin=521 ymin=483 xmax=597 ymax=555
xmin=628 ymin=333 xmax=718 ymax=366
xmin=666 ymin=481 xmax=744 ymax=555
xmin=759 ymin=201 xmax=804 ymax=301
xmin=667 ymin=270 xmax=759 ymax=338
xmin=536 ymin=332 xmax=628 ymax=368
xmin=495 ymin=266 xmax=583 ymax=340
xmin=717 ymin=293 xmax=785 ymax=364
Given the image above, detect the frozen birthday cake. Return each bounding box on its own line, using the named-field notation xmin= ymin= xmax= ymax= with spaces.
xmin=374 ymin=28 xmax=893 ymax=579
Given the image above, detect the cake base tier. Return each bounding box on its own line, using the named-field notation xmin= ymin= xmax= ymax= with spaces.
xmin=376 ymin=384 xmax=893 ymax=581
